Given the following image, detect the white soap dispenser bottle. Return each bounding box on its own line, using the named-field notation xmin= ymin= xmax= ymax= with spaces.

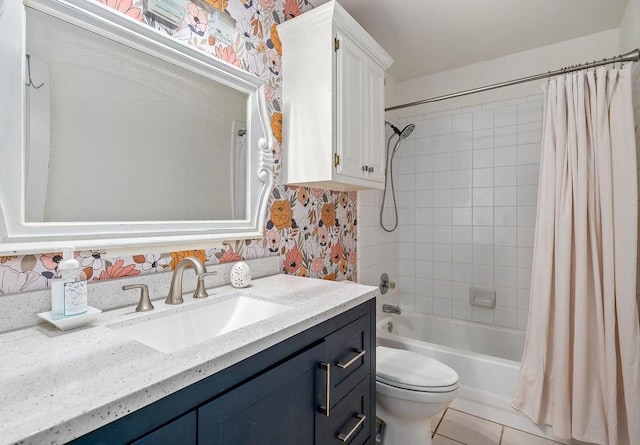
xmin=50 ymin=248 xmax=88 ymax=319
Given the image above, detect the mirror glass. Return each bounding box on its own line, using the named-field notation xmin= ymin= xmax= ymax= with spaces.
xmin=24 ymin=7 xmax=247 ymax=222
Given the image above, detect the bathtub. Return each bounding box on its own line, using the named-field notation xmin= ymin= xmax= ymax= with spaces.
xmin=376 ymin=312 xmax=565 ymax=442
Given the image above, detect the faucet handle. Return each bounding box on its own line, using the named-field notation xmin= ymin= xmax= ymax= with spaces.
xmin=194 ymin=271 xmax=218 ymax=299
xmin=123 ymin=284 xmax=154 ymax=312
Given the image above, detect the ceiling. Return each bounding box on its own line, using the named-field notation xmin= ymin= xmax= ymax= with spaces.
xmin=311 ymin=0 xmax=629 ymax=82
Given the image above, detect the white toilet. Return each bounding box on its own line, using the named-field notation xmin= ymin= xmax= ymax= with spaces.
xmin=376 ymin=346 xmax=459 ymax=445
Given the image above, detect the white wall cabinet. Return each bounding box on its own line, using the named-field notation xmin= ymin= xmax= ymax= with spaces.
xmin=278 ymin=1 xmax=392 ymax=191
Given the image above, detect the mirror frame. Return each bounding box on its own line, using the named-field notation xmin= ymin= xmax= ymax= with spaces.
xmin=0 ymin=0 xmax=275 ymax=255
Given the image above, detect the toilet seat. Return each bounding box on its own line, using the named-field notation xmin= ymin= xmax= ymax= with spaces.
xmin=376 ymin=346 xmax=459 ymax=393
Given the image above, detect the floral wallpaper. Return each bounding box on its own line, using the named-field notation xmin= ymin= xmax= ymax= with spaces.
xmin=0 ymin=0 xmax=358 ymax=295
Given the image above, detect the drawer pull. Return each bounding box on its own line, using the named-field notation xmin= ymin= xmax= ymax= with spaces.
xmin=337 ymin=349 xmax=366 ymax=369
xmin=337 ymin=413 xmax=366 ymax=442
xmin=319 ymin=362 xmax=330 ymax=416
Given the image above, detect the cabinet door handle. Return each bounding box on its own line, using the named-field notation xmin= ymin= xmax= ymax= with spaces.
xmin=368 ymin=166 xmax=374 ymax=173
xmin=361 ymin=165 xmax=368 ymax=171
xmin=318 ymin=362 xmax=330 ymax=416
xmin=337 ymin=413 xmax=366 ymax=442
xmin=337 ymin=349 xmax=366 ymax=369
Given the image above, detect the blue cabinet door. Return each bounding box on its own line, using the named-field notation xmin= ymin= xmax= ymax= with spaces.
xmin=198 ymin=342 xmax=326 ymax=445
xmin=131 ymin=411 xmax=196 ymax=445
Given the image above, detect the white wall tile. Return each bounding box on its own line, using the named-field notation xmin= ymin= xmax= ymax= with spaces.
xmin=399 ymin=292 xmax=416 ymax=312
xmin=472 ymin=306 xmax=494 ymax=324
xmin=517 ymin=226 xmax=535 ymax=247
xmin=473 ymin=187 xmax=493 ymax=206
xmin=494 ymin=146 xmax=517 ymax=167
xmin=415 ymin=278 xmax=433 ymax=297
xmin=416 ymin=226 xmax=434 ymax=243
xmin=452 ymin=300 xmax=472 ymax=320
xmin=517 ymin=206 xmax=537 ymax=227
xmin=473 ymin=168 xmax=494 ymax=188
xmin=434 ymin=172 xmax=453 ymax=189
xmin=473 ymin=226 xmax=494 ymax=245
xmin=517 ymin=309 xmax=529 ymax=330
xmin=452 ymin=170 xmax=472 ymax=188
xmin=433 ymin=280 xmax=452 ymax=299
xmin=495 ymin=306 xmax=517 ymax=328
xmin=452 ymin=226 xmax=472 ymax=244
xmin=517 ymin=164 xmax=540 ymax=185
xmin=415 ymin=260 xmax=433 ymax=278
xmin=434 ymin=226 xmax=453 ymax=243
xmin=415 ymin=137 xmax=434 ymax=155
xmin=517 ymin=267 xmax=532 ymax=289
xmin=434 ymin=243 xmax=452 ymax=262
xmin=415 ymin=243 xmax=433 ymax=261
xmin=452 ymin=263 xmax=472 ymax=282
xmin=517 ymin=143 xmax=541 ymax=164
xmin=415 ymin=296 xmax=433 ymax=314
xmin=494 ymin=246 xmax=517 ymax=267
xmin=495 ymin=125 xmax=517 ymax=147
xmin=495 ymin=286 xmax=517 ymax=307
xmin=473 ymin=246 xmax=494 ymax=265
xmin=415 ymin=173 xmax=434 ymax=190
xmin=452 ymin=132 xmax=473 ymax=151
xmin=452 ymin=282 xmax=470 ymax=301
xmin=416 ymin=208 xmax=434 ymax=225
xmin=453 ymin=113 xmax=473 ymax=132
xmin=434 ymin=116 xmax=453 ymax=135
xmin=434 ymin=153 xmax=453 ymax=171
xmin=398 ymin=156 xmax=416 ymax=174
xmin=494 ymin=206 xmax=517 ymax=227
xmin=452 ymin=207 xmax=472 ymax=226
xmin=495 ymin=105 xmax=518 ymax=127
xmin=517 ymin=247 xmax=534 ymax=269
xmin=517 ymin=101 xmax=543 ymax=124
xmin=473 ymin=129 xmax=494 ymax=149
xmin=473 ymin=109 xmax=494 ymax=130
xmin=415 ymin=155 xmax=434 ymax=173
xmin=434 ymin=208 xmax=452 ymax=226
xmin=452 ymin=245 xmax=472 ymax=264
xmin=452 ymin=189 xmax=472 ymax=207
xmin=433 ymin=298 xmax=452 ymax=317
xmin=434 ymin=262 xmax=452 ymax=280
xmin=518 ymin=122 xmax=542 ymax=144
xmin=517 ymin=185 xmax=538 ymax=206
xmin=495 ymin=186 xmax=517 ymax=206
xmin=517 ymin=288 xmax=530 ymax=309
xmin=399 ymin=242 xmax=415 ymax=259
xmin=473 ymin=207 xmax=494 ymax=226
xmin=473 ymin=148 xmax=494 ymax=168
xmin=434 ymin=189 xmax=453 ymax=207
xmin=494 ymin=266 xmax=517 ymax=287
xmin=495 ymin=166 xmax=517 ymax=187
xmin=452 ymin=151 xmax=472 ymax=170
xmin=434 ymin=134 xmax=453 ymax=153
xmin=416 ymin=190 xmax=434 ymax=207
xmin=495 ymin=226 xmax=517 ymax=246
xmin=413 ymin=119 xmax=434 ymax=138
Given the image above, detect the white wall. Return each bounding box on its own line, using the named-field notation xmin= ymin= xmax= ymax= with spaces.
xmin=391 ymin=29 xmax=619 ymax=118
xmin=382 ymin=30 xmax=620 ymax=330
xmin=619 ymin=0 xmax=640 ymax=53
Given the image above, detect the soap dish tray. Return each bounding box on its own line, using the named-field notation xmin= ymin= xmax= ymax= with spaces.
xmin=37 ymin=306 xmax=102 ymax=331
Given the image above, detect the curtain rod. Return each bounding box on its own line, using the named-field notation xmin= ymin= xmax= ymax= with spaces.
xmin=385 ymin=48 xmax=640 ymax=112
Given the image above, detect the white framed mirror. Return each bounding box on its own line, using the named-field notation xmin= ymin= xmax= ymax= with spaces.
xmin=0 ymin=0 xmax=275 ymax=254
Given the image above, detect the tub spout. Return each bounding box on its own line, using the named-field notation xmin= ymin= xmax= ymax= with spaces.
xmin=382 ymin=304 xmax=401 ymax=314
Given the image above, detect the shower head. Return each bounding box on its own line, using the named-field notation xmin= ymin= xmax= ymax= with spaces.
xmin=385 ymin=121 xmax=415 ymax=140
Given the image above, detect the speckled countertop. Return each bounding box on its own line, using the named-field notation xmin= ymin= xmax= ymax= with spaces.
xmin=0 ymin=274 xmax=377 ymax=445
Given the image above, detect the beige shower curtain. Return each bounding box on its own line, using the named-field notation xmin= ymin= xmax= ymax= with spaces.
xmin=512 ymin=65 xmax=640 ymax=445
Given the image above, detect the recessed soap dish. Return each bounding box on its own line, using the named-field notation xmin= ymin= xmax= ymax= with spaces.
xmin=37 ymin=306 xmax=102 ymax=331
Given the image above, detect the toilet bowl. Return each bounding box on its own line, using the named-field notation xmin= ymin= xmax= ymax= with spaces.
xmin=376 ymin=346 xmax=459 ymax=445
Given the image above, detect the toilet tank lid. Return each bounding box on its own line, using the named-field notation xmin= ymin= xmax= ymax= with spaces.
xmin=376 ymin=346 xmax=459 ymax=388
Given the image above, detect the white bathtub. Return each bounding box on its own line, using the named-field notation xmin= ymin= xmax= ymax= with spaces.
xmin=376 ymin=312 xmax=566 ymax=442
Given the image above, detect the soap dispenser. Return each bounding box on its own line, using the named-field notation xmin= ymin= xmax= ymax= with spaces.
xmin=51 ymin=248 xmax=88 ymax=319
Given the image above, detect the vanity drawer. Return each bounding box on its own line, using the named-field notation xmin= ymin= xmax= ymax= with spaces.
xmin=324 ymin=313 xmax=371 ymax=407
xmin=316 ymin=376 xmax=372 ymax=444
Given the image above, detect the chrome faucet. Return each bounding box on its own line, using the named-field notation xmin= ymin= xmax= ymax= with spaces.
xmin=382 ymin=304 xmax=401 ymax=314
xmin=165 ymin=257 xmax=207 ymax=305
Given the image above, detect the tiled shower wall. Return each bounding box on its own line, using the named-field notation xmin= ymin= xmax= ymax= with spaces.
xmin=395 ymin=96 xmax=543 ymax=330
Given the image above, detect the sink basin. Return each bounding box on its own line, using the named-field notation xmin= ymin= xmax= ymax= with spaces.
xmin=108 ymin=294 xmax=293 ymax=353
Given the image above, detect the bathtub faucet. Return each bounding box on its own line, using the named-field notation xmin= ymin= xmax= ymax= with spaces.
xmin=382 ymin=304 xmax=401 ymax=314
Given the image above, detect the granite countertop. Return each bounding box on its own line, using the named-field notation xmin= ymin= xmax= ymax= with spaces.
xmin=0 ymin=274 xmax=377 ymax=445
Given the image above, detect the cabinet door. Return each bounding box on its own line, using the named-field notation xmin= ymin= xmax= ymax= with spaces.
xmin=365 ymin=60 xmax=386 ymax=183
xmin=198 ymin=342 xmax=325 ymax=445
xmin=130 ymin=411 xmax=196 ymax=445
xmin=335 ymin=31 xmax=366 ymax=180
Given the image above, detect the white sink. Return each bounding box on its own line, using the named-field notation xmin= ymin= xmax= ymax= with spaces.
xmin=108 ymin=294 xmax=293 ymax=353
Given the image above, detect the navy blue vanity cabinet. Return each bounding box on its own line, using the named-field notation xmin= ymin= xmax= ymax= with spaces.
xmin=68 ymin=299 xmax=375 ymax=445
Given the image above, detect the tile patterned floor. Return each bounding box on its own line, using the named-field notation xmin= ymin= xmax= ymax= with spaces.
xmin=429 ymin=409 xmax=563 ymax=445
